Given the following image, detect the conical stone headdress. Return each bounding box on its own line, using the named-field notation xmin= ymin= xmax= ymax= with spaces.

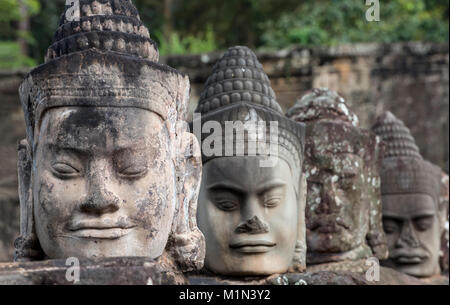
xmin=372 ymin=111 xmax=441 ymax=203
xmin=19 ymin=0 xmax=190 ymax=147
xmin=192 ymin=46 xmax=305 ymax=171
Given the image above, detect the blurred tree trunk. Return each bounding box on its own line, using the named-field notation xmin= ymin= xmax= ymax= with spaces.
xmin=163 ymin=0 xmax=173 ymax=41
xmin=18 ymin=0 xmax=30 ymax=56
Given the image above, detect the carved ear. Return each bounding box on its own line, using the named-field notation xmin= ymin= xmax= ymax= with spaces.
xmin=290 ymin=174 xmax=307 ymax=272
xmin=364 ymin=133 xmax=389 ymax=260
xmin=14 ymin=139 xmax=44 ymax=261
xmin=167 ymin=128 xmax=205 ymax=272
xmin=438 ymin=172 xmax=449 ymax=232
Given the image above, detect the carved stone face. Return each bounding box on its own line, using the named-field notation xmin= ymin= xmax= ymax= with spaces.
xmin=305 ymin=121 xmax=369 ymax=255
xmin=382 ymin=194 xmax=441 ymax=277
xmin=33 ymin=107 xmax=176 ymax=259
xmin=197 ymin=156 xmax=299 ymax=276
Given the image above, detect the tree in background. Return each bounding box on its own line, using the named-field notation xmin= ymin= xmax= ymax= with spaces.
xmin=1 ymin=0 xmax=448 ymax=66
xmin=0 ymin=0 xmax=40 ymax=69
xmin=259 ymin=0 xmax=449 ymax=48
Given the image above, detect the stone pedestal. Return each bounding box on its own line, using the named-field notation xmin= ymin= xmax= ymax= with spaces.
xmin=0 ymin=257 xmax=187 ymax=285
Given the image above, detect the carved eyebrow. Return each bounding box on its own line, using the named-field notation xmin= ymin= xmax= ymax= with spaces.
xmin=256 ymin=180 xmax=286 ymax=194
xmin=383 ymin=210 xmax=435 ymax=220
xmin=207 ymin=182 xmax=246 ymax=195
xmin=382 ymin=214 xmax=405 ymax=221
xmin=410 ymin=210 xmax=436 ymax=218
xmin=47 ymin=143 xmax=90 ymax=156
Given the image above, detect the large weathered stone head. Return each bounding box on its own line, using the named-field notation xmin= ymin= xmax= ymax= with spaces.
xmin=192 ymin=46 xmax=306 ymax=276
xmin=286 ymin=88 xmax=388 ymax=264
xmin=15 ymin=0 xmax=205 ymax=272
xmin=372 ymin=111 xmax=447 ymax=278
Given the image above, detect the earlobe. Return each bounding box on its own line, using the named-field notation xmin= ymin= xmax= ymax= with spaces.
xmin=15 ymin=139 xmax=44 ymax=261
xmin=167 ymin=131 xmax=205 ymax=272
xmin=438 ymin=172 xmax=449 ymax=232
xmin=291 ymin=174 xmax=307 ymax=272
xmin=365 ymin=133 xmax=389 ymax=260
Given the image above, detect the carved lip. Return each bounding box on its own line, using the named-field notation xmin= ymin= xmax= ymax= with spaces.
xmin=69 ymin=227 xmax=135 ymax=240
xmin=395 ymin=256 xmax=425 ymax=264
xmin=392 ymin=252 xmax=428 ymax=264
xmin=229 ymin=240 xmax=276 ymax=253
xmin=309 ymin=216 xmax=351 ymax=233
xmin=69 ymin=221 xmax=136 ymax=239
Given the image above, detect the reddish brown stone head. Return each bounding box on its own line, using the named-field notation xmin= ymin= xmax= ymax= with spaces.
xmin=287 ymin=88 xmax=388 ymax=264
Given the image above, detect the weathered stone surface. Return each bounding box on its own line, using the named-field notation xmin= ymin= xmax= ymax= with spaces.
xmin=0 ymin=257 xmax=187 ymax=285
xmin=189 ymin=267 xmax=426 ymax=285
xmin=372 ymin=112 xmax=448 ymax=279
xmin=187 ymin=271 xmax=369 ymax=285
xmin=7 ymin=0 xmax=205 ymax=276
xmin=286 ymin=88 xmax=388 ymax=266
xmin=193 ymin=46 xmax=306 ymax=276
xmin=306 ymin=260 xmax=428 ymax=285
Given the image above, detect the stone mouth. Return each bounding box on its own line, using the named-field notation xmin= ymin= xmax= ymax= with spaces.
xmin=391 ymin=250 xmax=429 ymax=265
xmin=308 ymin=216 xmax=352 ymax=233
xmin=68 ymin=227 xmax=136 ymax=240
xmin=68 ymin=220 xmax=136 ymax=240
xmin=229 ymin=239 xmax=276 ymax=254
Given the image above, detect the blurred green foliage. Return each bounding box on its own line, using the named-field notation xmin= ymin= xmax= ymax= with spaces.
xmin=0 ymin=0 xmax=40 ymax=68
xmin=260 ymin=0 xmax=449 ymax=48
xmin=0 ymin=0 xmax=448 ymax=68
xmin=0 ymin=41 xmax=35 ymax=68
xmin=156 ymin=25 xmax=217 ymax=55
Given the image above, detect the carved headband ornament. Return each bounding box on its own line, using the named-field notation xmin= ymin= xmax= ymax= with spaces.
xmin=19 ymin=0 xmax=190 ymax=147
xmin=192 ymin=46 xmax=306 ymax=170
xmin=372 ymin=111 xmax=441 ymax=203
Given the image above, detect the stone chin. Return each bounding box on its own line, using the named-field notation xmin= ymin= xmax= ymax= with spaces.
xmin=385 ymin=256 xmax=438 ymax=278
xmin=307 ymin=230 xmax=359 ymax=254
xmin=206 ymin=252 xmax=294 ymax=277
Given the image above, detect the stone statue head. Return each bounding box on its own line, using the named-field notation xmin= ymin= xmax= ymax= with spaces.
xmin=286 ymin=88 xmax=388 ymax=264
xmin=372 ymin=111 xmax=447 ymax=278
xmin=14 ymin=0 xmax=205 ymax=272
xmin=192 ymin=46 xmax=306 ymax=276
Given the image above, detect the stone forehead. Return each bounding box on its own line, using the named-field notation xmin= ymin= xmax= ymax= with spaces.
xmin=306 ymin=120 xmax=368 ymax=154
xmin=286 ymin=88 xmax=359 ymax=127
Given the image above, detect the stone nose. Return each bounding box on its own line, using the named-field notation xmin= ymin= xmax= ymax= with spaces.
xmin=235 ymin=216 xmax=269 ymax=234
xmin=396 ymin=221 xmax=421 ymax=249
xmin=81 ymin=160 xmax=120 ymax=215
xmin=316 ymin=181 xmax=339 ymax=214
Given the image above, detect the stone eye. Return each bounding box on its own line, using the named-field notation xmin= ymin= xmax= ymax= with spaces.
xmin=262 ymin=197 xmax=281 ymax=208
xmin=215 ymin=199 xmax=239 ymax=211
xmin=51 ymin=162 xmax=80 ymax=178
xmin=338 ymin=174 xmax=356 ymax=190
xmin=118 ymin=165 xmax=148 ymax=178
xmin=382 ymin=218 xmax=400 ymax=234
xmin=414 ymin=216 xmax=434 ymax=232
